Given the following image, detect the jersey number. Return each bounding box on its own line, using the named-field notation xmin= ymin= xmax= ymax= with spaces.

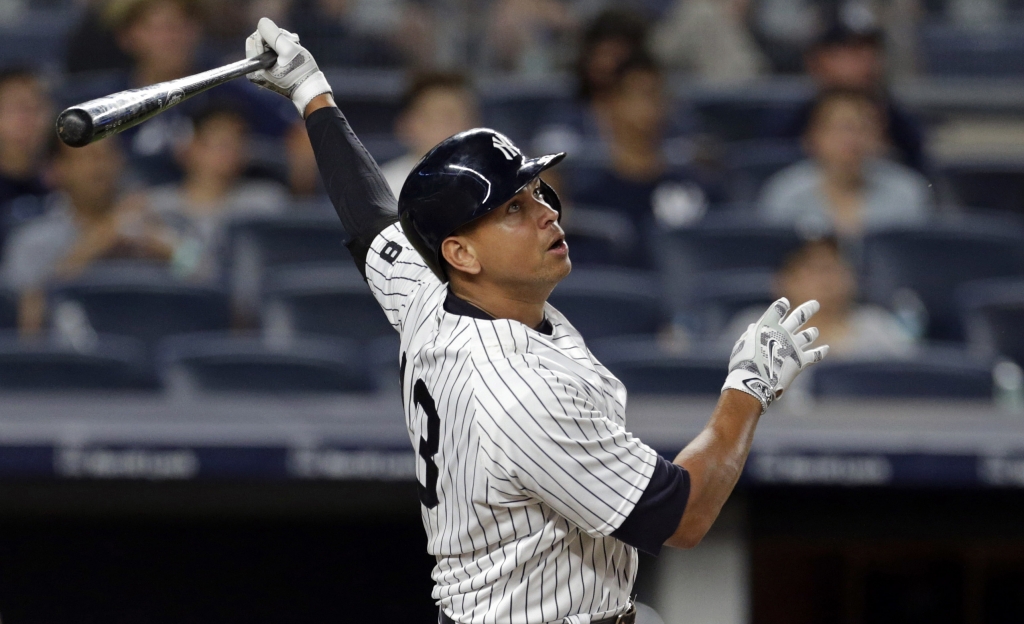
xmin=413 ymin=379 xmax=440 ymax=509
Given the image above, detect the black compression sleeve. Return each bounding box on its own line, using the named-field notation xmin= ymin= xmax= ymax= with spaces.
xmin=305 ymin=106 xmax=398 ymax=277
xmin=611 ymin=456 xmax=690 ymax=555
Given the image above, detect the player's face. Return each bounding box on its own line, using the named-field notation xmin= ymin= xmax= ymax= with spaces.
xmin=449 ymin=179 xmax=570 ymax=292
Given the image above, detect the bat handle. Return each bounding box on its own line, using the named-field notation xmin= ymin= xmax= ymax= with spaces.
xmin=252 ymin=50 xmax=278 ymax=71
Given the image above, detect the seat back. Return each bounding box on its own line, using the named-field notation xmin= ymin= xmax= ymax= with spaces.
xmin=862 ymin=222 xmax=1024 ymax=341
xmin=590 ymin=337 xmax=728 ymax=395
xmin=49 ymin=265 xmax=232 ymax=349
xmin=160 ymin=334 xmax=375 ymax=394
xmin=960 ymin=278 xmax=1024 ymax=366
xmin=0 ymin=334 xmax=155 ymax=391
xmin=263 ymin=263 xmax=394 ymax=340
xmin=811 ymin=354 xmax=993 ymax=399
xmin=548 ymin=269 xmax=666 ymax=339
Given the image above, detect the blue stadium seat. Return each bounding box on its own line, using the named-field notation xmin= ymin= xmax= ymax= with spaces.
xmin=690 ymin=88 xmax=809 ymax=142
xmin=226 ymin=211 xmax=350 ymax=271
xmin=723 ymin=139 xmax=806 ymax=203
xmin=547 ymin=268 xmax=667 ymax=339
xmin=862 ymin=221 xmax=1024 ymax=341
xmin=689 ymin=269 xmax=776 ymax=337
xmin=0 ymin=333 xmax=155 ymax=391
xmin=0 ymin=9 xmax=77 ymax=70
xmin=920 ymin=23 xmax=1024 ymax=77
xmin=159 ymin=333 xmax=375 ymax=394
xmin=938 ymin=157 xmax=1024 ymax=215
xmin=321 ymin=68 xmax=404 ymax=135
xmin=482 ymin=79 xmax=573 ymax=145
xmin=262 ymin=263 xmax=394 ymax=340
xmin=811 ymin=352 xmax=993 ymax=399
xmin=0 ymin=287 xmax=18 ymax=330
xmin=959 ymin=278 xmax=1024 ymax=366
xmin=562 ymin=206 xmax=639 ymax=267
xmin=48 ymin=263 xmax=232 ymax=351
xmin=653 ymin=213 xmax=804 ymax=314
xmin=589 ymin=336 xmax=728 ymax=395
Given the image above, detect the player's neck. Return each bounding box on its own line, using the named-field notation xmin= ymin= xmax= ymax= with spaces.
xmin=448 ymin=279 xmax=548 ymax=330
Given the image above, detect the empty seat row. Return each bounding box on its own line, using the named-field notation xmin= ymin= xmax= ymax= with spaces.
xmin=0 ymin=331 xmax=995 ymax=399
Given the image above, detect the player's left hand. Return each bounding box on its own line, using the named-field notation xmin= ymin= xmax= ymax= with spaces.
xmin=245 ymin=17 xmax=332 ymax=116
xmin=721 ymin=297 xmax=829 ymax=414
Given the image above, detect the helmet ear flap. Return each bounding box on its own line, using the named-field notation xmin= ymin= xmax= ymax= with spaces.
xmin=538 ymin=179 xmax=562 ymax=218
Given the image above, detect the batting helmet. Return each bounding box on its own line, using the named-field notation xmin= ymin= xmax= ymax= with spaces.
xmin=398 ymin=128 xmax=565 ymax=281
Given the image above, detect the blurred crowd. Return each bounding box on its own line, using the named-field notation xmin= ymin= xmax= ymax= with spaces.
xmin=0 ymin=0 xmax=1023 ymax=392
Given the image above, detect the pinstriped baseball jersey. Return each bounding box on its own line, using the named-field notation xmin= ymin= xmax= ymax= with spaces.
xmin=365 ymin=222 xmax=660 ymax=624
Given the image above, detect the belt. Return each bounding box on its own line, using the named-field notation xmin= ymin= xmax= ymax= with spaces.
xmin=439 ymin=602 xmax=636 ymax=624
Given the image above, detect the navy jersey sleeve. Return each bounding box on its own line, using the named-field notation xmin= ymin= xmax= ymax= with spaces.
xmin=611 ymin=456 xmax=690 ymax=555
xmin=305 ymin=106 xmax=398 ymax=277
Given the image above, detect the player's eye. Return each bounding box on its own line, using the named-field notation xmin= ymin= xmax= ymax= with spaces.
xmin=533 ymin=186 xmax=543 ymax=199
xmin=507 ymin=202 xmax=521 ymax=213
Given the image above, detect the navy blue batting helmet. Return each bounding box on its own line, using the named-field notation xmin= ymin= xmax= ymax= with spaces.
xmin=398 ymin=128 xmax=565 ymax=281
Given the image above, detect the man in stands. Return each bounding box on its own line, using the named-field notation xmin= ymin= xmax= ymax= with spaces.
xmin=0 ymin=70 xmax=53 ymax=252
xmin=2 ymin=140 xmax=173 ymax=334
xmin=379 ymin=72 xmax=480 ymax=198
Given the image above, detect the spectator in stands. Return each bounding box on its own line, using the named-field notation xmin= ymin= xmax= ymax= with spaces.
xmin=569 ymin=54 xmax=720 ymax=267
xmin=773 ymin=20 xmax=927 ymax=173
xmin=758 ymin=88 xmax=931 ymax=238
xmin=147 ymin=106 xmax=286 ymax=281
xmin=0 ymin=70 xmax=52 ymax=252
xmin=485 ymin=0 xmax=579 ymax=75
xmin=651 ymin=0 xmax=768 ymax=83
xmin=96 ymin=0 xmax=298 ymax=186
xmin=723 ymin=237 xmax=916 ymax=359
xmin=532 ymin=8 xmax=649 ymax=155
xmin=380 ymin=72 xmax=480 ymax=198
xmin=2 ymin=139 xmax=174 ymax=334
xmin=64 ymin=0 xmax=134 ymax=75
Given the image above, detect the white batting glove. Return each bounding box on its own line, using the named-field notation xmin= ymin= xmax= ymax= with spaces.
xmin=722 ymin=298 xmax=829 ymax=414
xmin=245 ymin=17 xmax=332 ymax=116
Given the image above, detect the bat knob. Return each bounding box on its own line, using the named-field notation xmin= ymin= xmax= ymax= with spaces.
xmin=57 ymin=109 xmax=94 ymax=148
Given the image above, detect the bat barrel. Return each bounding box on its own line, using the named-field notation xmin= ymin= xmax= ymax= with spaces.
xmin=54 ymin=50 xmax=277 ymax=148
xmin=56 ymin=108 xmax=95 ymax=148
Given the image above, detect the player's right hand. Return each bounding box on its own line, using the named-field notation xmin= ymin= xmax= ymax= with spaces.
xmin=721 ymin=297 xmax=829 ymax=414
xmin=246 ymin=17 xmax=332 ymax=116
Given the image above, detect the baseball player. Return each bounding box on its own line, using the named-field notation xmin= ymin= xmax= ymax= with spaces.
xmin=245 ymin=18 xmax=829 ymax=624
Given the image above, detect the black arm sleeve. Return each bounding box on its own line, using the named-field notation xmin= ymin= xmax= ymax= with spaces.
xmin=611 ymin=456 xmax=691 ymax=556
xmin=305 ymin=106 xmax=398 ymax=277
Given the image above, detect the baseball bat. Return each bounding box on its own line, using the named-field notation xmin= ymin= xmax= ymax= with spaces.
xmin=56 ymin=50 xmax=278 ymax=148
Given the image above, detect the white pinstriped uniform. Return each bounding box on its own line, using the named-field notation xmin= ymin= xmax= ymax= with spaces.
xmin=365 ymin=222 xmax=660 ymax=624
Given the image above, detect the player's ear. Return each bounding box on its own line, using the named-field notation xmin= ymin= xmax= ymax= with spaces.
xmin=441 ymin=236 xmax=481 ymax=276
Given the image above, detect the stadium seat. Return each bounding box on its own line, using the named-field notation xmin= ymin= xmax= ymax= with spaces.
xmin=811 ymin=353 xmax=993 ymax=399
xmin=653 ymin=214 xmax=804 ymax=314
xmin=159 ymin=334 xmax=375 ymax=394
xmin=562 ymin=206 xmax=639 ymax=267
xmin=226 ymin=211 xmax=350 ymax=271
xmin=0 ymin=288 xmax=18 ymax=331
xmin=723 ymin=139 xmax=806 ymax=203
xmin=321 ymin=68 xmax=404 ymax=135
xmin=48 ymin=263 xmax=232 ymax=351
xmin=481 ymin=78 xmax=572 ymax=146
xmin=959 ymin=278 xmax=1024 ymax=366
xmin=690 ymin=87 xmax=809 ymax=142
xmin=0 ymin=8 xmax=77 ymax=70
xmin=938 ymin=157 xmax=1024 ymax=215
xmin=588 ymin=336 xmax=728 ymax=395
xmin=920 ymin=23 xmax=1024 ymax=77
xmin=689 ymin=269 xmax=776 ymax=337
xmin=861 ymin=221 xmax=1024 ymax=341
xmin=262 ymin=263 xmax=394 ymax=340
xmin=0 ymin=333 xmax=155 ymax=391
xmin=547 ymin=268 xmax=667 ymax=339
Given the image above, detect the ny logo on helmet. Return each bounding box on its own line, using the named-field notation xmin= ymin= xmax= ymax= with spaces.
xmin=492 ymin=135 xmax=520 ymax=161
